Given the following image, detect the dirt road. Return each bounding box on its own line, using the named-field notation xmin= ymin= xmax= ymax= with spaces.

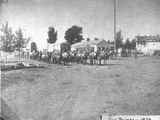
xmin=1 ymin=57 xmax=160 ymax=120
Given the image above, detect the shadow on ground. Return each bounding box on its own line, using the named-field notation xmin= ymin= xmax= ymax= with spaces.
xmin=0 ymin=98 xmax=20 ymax=120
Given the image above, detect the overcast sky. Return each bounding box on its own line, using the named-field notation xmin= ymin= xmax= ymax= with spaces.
xmin=0 ymin=0 xmax=160 ymax=49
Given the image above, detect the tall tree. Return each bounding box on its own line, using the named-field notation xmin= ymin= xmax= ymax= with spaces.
xmin=14 ymin=28 xmax=30 ymax=51
xmin=64 ymin=25 xmax=83 ymax=45
xmin=31 ymin=42 xmax=37 ymax=52
xmin=136 ymin=35 xmax=146 ymax=45
xmin=0 ymin=23 xmax=30 ymax=52
xmin=0 ymin=22 xmax=15 ymax=52
xmin=124 ymin=38 xmax=130 ymax=50
xmin=115 ymin=30 xmax=123 ymax=51
xmin=47 ymin=27 xmax=57 ymax=44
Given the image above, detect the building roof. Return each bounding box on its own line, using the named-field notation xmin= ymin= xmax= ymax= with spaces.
xmin=48 ymin=43 xmax=61 ymax=52
xmin=136 ymin=35 xmax=160 ymax=42
xmin=72 ymin=39 xmax=114 ymax=49
xmin=96 ymin=40 xmax=114 ymax=48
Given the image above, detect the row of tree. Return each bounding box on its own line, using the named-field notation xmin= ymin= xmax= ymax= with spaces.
xmin=0 ymin=23 xmax=83 ymax=52
xmin=0 ymin=22 xmax=30 ymax=52
xmin=1 ymin=22 xmax=137 ymax=53
xmin=115 ymin=30 xmax=136 ymax=51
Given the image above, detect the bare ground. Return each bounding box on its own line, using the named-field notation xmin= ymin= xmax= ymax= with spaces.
xmin=1 ymin=56 xmax=160 ymax=120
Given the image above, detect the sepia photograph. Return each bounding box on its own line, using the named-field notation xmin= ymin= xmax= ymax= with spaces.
xmin=0 ymin=0 xmax=160 ymax=120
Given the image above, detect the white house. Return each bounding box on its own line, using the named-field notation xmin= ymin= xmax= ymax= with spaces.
xmin=47 ymin=43 xmax=61 ymax=52
xmin=136 ymin=36 xmax=160 ymax=55
xmin=71 ymin=39 xmax=114 ymax=52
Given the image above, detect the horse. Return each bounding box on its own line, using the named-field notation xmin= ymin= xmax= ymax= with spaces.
xmin=47 ymin=52 xmax=52 ymax=64
xmin=61 ymin=51 xmax=69 ymax=65
xmin=41 ymin=54 xmax=48 ymax=62
xmin=75 ymin=52 xmax=82 ymax=64
xmin=67 ymin=51 xmax=76 ymax=64
xmin=38 ymin=51 xmax=42 ymax=61
xmin=97 ymin=50 xmax=105 ymax=65
xmin=55 ymin=52 xmax=61 ymax=64
xmin=30 ymin=51 xmax=39 ymax=60
xmin=104 ymin=51 xmax=110 ymax=64
xmin=82 ymin=51 xmax=89 ymax=64
xmin=103 ymin=50 xmax=114 ymax=64
xmin=50 ymin=50 xmax=61 ymax=64
xmin=88 ymin=51 xmax=97 ymax=65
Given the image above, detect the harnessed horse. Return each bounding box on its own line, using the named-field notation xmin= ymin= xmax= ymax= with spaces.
xmin=89 ymin=51 xmax=97 ymax=65
xmin=61 ymin=51 xmax=69 ymax=65
xmin=50 ymin=51 xmax=61 ymax=64
xmin=97 ymin=50 xmax=105 ymax=65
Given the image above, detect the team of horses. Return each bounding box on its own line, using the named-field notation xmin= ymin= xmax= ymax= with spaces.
xmin=31 ymin=49 xmax=115 ymax=65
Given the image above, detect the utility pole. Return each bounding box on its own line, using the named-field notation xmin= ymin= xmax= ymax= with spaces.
xmin=114 ymin=0 xmax=117 ymax=53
